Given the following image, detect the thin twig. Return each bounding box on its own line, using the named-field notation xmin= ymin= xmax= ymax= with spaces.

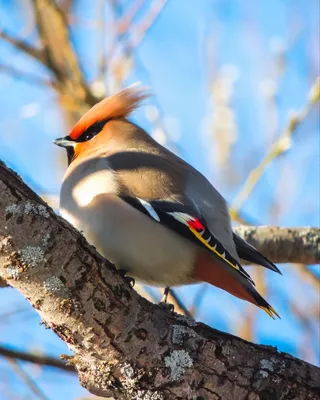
xmin=167 ymin=288 xmax=193 ymax=319
xmin=130 ymin=0 xmax=167 ymax=48
xmin=9 ymin=358 xmax=49 ymax=400
xmin=0 ymin=345 xmax=75 ymax=373
xmin=31 ymin=0 xmax=97 ymax=107
xmin=0 ymin=30 xmax=45 ymax=63
xmin=97 ymin=0 xmax=108 ymax=82
xmin=109 ymin=0 xmax=167 ymax=86
xmin=0 ymin=64 xmax=56 ymax=88
xmin=290 ymin=301 xmax=319 ymax=364
xmin=295 ymin=264 xmax=320 ymax=292
xmin=116 ymin=0 xmax=145 ymax=35
xmin=230 ymin=77 xmax=320 ymax=219
xmin=189 ymin=284 xmax=208 ymax=318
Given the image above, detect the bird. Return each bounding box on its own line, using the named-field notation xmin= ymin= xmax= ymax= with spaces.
xmin=54 ymin=86 xmax=281 ymax=319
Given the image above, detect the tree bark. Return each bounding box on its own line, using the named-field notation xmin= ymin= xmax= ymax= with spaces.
xmin=0 ymin=160 xmax=319 ymax=400
xmin=234 ymin=226 xmax=320 ymax=266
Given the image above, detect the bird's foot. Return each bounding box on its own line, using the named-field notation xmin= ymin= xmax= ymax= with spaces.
xmin=159 ymin=302 xmax=175 ymax=312
xmin=161 ymin=286 xmax=170 ymax=303
xmin=118 ymin=269 xmax=135 ymax=287
xmin=159 ymin=286 xmax=174 ymax=312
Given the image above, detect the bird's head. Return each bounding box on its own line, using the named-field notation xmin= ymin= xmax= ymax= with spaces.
xmin=54 ymin=86 xmax=148 ymax=165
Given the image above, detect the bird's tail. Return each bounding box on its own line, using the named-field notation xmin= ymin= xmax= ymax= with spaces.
xmin=246 ymin=286 xmax=280 ymax=319
xmin=194 ymin=250 xmax=280 ymax=319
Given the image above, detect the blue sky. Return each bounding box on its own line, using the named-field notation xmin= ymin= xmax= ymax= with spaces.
xmin=0 ymin=1 xmax=319 ymax=398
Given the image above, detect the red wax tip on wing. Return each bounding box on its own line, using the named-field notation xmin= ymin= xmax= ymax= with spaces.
xmin=187 ymin=218 xmax=204 ymax=231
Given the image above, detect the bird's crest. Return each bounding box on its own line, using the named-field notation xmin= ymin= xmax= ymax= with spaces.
xmin=69 ymin=85 xmax=149 ymax=140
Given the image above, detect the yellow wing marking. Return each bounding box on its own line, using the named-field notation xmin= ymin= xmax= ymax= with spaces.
xmin=189 ymin=227 xmax=240 ymax=272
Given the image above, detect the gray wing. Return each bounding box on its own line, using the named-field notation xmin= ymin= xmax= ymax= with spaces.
xmin=102 ymin=132 xmax=238 ymax=261
xmin=185 ymin=171 xmax=239 ymax=261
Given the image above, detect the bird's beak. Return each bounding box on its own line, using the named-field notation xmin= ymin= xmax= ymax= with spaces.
xmin=53 ymin=137 xmax=75 ymax=148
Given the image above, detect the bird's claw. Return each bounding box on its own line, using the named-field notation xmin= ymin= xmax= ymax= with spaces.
xmin=118 ymin=269 xmax=135 ymax=287
xmin=158 ymin=286 xmax=174 ymax=312
xmin=124 ymin=276 xmax=135 ymax=287
xmin=159 ymin=301 xmax=175 ymax=312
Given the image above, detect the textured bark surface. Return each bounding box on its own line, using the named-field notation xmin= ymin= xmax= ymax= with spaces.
xmin=234 ymin=226 xmax=320 ymax=266
xmin=0 ymin=160 xmax=319 ymax=400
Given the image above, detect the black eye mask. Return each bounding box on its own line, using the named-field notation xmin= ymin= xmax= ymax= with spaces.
xmin=76 ymin=119 xmax=109 ymax=143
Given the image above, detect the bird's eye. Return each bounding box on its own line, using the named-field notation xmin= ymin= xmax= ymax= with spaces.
xmin=77 ymin=119 xmax=108 ymax=143
xmin=84 ymin=132 xmax=95 ymax=141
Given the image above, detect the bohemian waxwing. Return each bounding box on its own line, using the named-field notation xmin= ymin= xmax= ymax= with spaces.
xmin=54 ymin=86 xmax=281 ymax=318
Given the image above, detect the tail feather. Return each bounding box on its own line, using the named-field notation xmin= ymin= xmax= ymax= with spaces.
xmin=233 ymin=232 xmax=282 ymax=274
xmin=260 ymin=306 xmax=281 ymax=319
xmin=247 ymin=286 xmax=280 ymax=319
xmin=193 ymin=250 xmax=280 ymax=319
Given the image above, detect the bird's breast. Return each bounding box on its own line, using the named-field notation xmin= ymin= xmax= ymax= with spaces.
xmin=62 ymin=157 xmax=119 ymax=207
xmin=60 ymin=156 xmax=119 ymax=235
xmin=61 ymin=190 xmax=197 ymax=286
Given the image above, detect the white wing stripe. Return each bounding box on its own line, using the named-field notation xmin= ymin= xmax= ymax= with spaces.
xmin=137 ymin=198 xmax=160 ymax=221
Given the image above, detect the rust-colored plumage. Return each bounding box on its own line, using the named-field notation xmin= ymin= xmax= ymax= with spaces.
xmin=69 ymin=86 xmax=149 ymax=140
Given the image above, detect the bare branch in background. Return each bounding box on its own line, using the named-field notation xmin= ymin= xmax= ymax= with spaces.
xmin=59 ymin=0 xmax=75 ymax=19
xmin=290 ymin=301 xmax=319 ymax=365
xmin=189 ymin=284 xmax=208 ymax=318
xmin=31 ymin=0 xmax=97 ymax=109
xmin=0 ymin=161 xmax=319 ymax=399
xmin=0 ymin=64 xmax=56 ymax=88
xmin=295 ymin=264 xmax=320 ymax=292
xmin=234 ymin=226 xmax=320 ymax=265
xmin=109 ymin=0 xmax=167 ymax=89
xmin=97 ymin=0 xmax=108 ymax=84
xmin=0 ymin=0 xmax=98 ymax=127
xmin=116 ymin=0 xmax=145 ymax=35
xmin=0 ymin=29 xmax=46 ymax=64
xmin=231 ymin=77 xmax=320 ymax=219
xmin=167 ymin=289 xmax=193 ymax=319
xmin=0 ymin=345 xmax=75 ymax=373
xmin=130 ymin=0 xmax=167 ymax=48
xmin=9 ymin=358 xmax=49 ymax=400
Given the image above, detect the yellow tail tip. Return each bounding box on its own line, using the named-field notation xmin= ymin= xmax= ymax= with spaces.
xmin=260 ymin=305 xmax=281 ymax=320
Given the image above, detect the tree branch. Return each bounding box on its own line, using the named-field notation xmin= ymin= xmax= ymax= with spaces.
xmin=31 ymin=0 xmax=97 ymax=107
xmin=0 ymin=29 xmax=46 ymax=64
xmin=0 ymin=160 xmax=319 ymax=399
xmin=0 ymin=276 xmax=9 ymax=287
xmin=234 ymin=226 xmax=320 ymax=265
xmin=0 ymin=345 xmax=75 ymax=373
xmin=0 ymin=64 xmax=57 ymax=88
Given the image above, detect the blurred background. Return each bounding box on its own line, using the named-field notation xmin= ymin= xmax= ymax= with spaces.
xmin=0 ymin=0 xmax=319 ymax=399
